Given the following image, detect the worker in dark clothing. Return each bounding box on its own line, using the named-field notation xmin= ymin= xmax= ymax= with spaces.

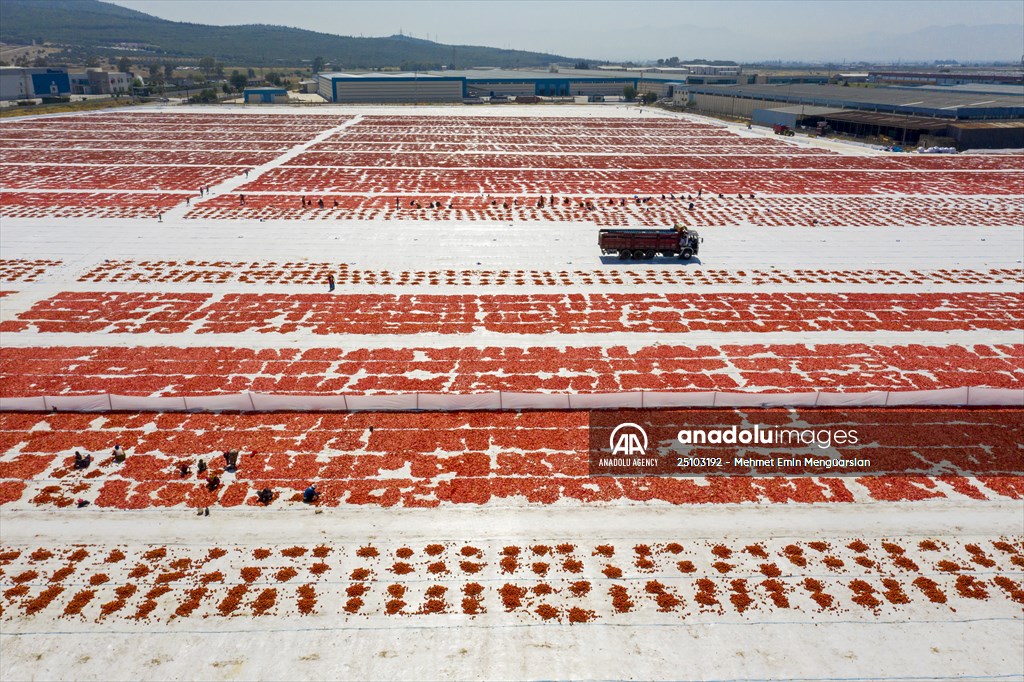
xmin=327 ymin=274 xmax=336 ymax=292
xmin=257 ymin=488 xmax=274 ymax=505
xmin=303 ymin=484 xmax=319 ymax=503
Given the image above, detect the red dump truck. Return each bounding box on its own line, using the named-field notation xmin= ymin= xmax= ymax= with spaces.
xmin=598 ymin=228 xmax=702 ymax=260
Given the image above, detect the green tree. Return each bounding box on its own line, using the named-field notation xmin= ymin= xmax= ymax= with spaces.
xmin=117 ymin=56 xmax=132 ymax=73
xmin=641 ymin=91 xmax=658 ymax=104
xmin=247 ymin=67 xmax=256 ymax=78
xmin=32 ymin=55 xmax=48 ymax=67
xmin=163 ymin=62 xmax=175 ymax=80
xmin=85 ymin=55 xmax=101 ymax=68
xmin=312 ymin=56 xmax=325 ymax=73
xmin=190 ymin=88 xmax=218 ymax=103
xmin=622 ymin=84 xmax=636 ymax=100
xmin=229 ymin=70 xmax=248 ymax=91
xmin=199 ymin=56 xmax=216 ymax=76
xmin=265 ymin=71 xmax=282 ymax=86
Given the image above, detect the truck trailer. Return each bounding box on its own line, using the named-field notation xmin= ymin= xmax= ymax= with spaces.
xmin=598 ymin=228 xmax=701 ymax=260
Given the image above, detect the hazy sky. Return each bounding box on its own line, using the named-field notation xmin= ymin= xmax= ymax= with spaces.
xmin=106 ymin=0 xmax=1024 ymax=62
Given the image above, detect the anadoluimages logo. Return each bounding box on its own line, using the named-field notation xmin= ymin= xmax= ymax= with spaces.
xmin=609 ymin=422 xmax=648 ymax=456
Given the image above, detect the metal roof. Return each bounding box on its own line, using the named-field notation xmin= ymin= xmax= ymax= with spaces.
xmin=822 ymin=111 xmax=951 ymax=130
xmin=909 ymin=83 xmax=1024 ymax=97
xmin=321 ymin=72 xmax=452 ymax=79
xmin=471 ymin=67 xmax=694 ymax=82
xmin=322 ymin=68 xmax=679 ymax=82
xmin=687 ymin=83 xmax=1024 ymax=118
xmin=756 ymin=105 xmax=845 ymax=116
xmin=946 ymin=119 xmax=1024 ymax=130
xmin=868 ymin=70 xmax=1023 ymax=84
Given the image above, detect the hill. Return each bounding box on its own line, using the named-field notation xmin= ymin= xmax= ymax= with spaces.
xmin=0 ymin=0 xmax=578 ymax=68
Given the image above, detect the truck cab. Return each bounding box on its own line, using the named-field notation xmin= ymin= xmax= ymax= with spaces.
xmin=679 ymin=229 xmax=700 ymax=259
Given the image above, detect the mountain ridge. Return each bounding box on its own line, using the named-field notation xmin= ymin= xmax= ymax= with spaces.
xmin=0 ymin=0 xmax=580 ymax=68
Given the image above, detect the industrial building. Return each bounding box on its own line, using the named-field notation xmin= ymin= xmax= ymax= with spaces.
xmin=68 ymin=70 xmax=132 ymax=95
xmin=0 ymin=67 xmax=133 ymax=100
xmin=316 ymin=67 xmax=752 ymax=103
xmin=685 ymin=83 xmax=1024 ymax=148
xmin=598 ymin=63 xmax=742 ymax=76
xmin=314 ymin=66 xmax=846 ymax=104
xmin=681 ymin=83 xmax=1024 ymax=119
xmin=243 ymin=87 xmax=289 ymax=104
xmin=318 ymin=72 xmax=465 ymax=103
xmin=867 ymin=70 xmax=1023 ymax=86
xmin=0 ymin=67 xmax=71 ymax=100
xmin=945 ymin=120 xmax=1024 ymax=150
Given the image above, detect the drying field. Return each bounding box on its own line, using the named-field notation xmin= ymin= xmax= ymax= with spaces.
xmin=0 ymin=104 xmax=1022 ymax=681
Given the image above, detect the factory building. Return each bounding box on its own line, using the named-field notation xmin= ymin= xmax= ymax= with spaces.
xmin=681 ymin=83 xmax=1024 ymax=120
xmin=0 ymin=67 xmax=71 ymax=100
xmin=751 ymin=105 xmax=844 ymax=129
xmin=945 ymin=120 xmax=1024 ymax=150
xmin=687 ymin=83 xmax=1024 ymax=148
xmin=868 ymin=70 xmax=1023 ymax=86
xmin=2 ymin=67 xmax=136 ymax=100
xmin=316 ymin=68 xmax=721 ymax=103
xmin=243 ymin=87 xmax=289 ymax=104
xmin=462 ymin=71 xmax=641 ymax=98
xmin=679 ymin=64 xmax=742 ymax=76
xmin=69 ymin=70 xmax=132 ymax=95
xmin=318 ymin=72 xmax=464 ymax=103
